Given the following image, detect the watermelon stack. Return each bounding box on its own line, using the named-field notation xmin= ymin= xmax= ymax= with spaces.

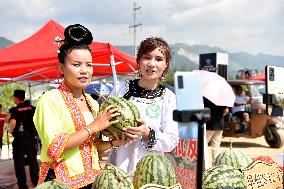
xmin=215 ymin=143 xmax=253 ymax=169
xmin=202 ymin=165 xmax=246 ymax=189
xmin=100 ymin=96 xmax=140 ymax=138
xmin=92 ymin=163 xmax=133 ymax=189
xmin=133 ymin=153 xmax=176 ymax=189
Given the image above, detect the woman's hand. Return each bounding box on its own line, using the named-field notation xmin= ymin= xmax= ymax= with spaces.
xmin=122 ymin=119 xmax=150 ymax=140
xmin=90 ymin=105 xmax=119 ymax=134
xmin=110 ymin=132 xmax=133 ymax=147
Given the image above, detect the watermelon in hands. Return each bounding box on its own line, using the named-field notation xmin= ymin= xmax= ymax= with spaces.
xmin=100 ymin=96 xmax=140 ymax=139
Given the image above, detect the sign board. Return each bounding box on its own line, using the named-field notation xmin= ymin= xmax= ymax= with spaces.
xmin=199 ymin=53 xmax=228 ymax=79
xmin=241 ymin=160 xmax=283 ymax=189
xmin=165 ymin=139 xmax=198 ymax=189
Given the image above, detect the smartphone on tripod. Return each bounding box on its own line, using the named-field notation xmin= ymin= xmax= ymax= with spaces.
xmin=265 ymin=65 xmax=284 ymax=115
xmin=174 ymin=72 xmax=204 ymax=138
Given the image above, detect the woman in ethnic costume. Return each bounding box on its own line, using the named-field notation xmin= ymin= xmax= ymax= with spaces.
xmin=108 ymin=37 xmax=179 ymax=176
xmin=33 ymin=24 xmax=127 ymax=189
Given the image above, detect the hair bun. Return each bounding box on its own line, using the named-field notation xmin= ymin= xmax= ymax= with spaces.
xmin=64 ymin=24 xmax=93 ymax=46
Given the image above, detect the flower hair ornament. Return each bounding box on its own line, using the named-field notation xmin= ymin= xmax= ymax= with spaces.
xmin=54 ymin=36 xmax=63 ymax=53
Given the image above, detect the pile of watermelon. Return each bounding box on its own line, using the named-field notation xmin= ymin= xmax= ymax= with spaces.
xmin=93 ymin=154 xmax=177 ymax=189
xmin=202 ymin=142 xmax=284 ymax=189
xmin=201 ymin=143 xmax=255 ymax=189
xmin=133 ymin=153 xmax=176 ymax=189
xmin=202 ymin=165 xmax=246 ymax=189
xmin=214 ymin=144 xmax=253 ymax=169
xmin=92 ymin=163 xmax=134 ymax=189
xmin=100 ymin=96 xmax=140 ymax=138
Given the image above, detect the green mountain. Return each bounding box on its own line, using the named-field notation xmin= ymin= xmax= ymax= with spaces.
xmin=0 ymin=37 xmax=14 ymax=48
xmin=116 ymin=43 xmax=284 ymax=78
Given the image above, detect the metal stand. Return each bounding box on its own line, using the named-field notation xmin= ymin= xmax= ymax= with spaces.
xmin=263 ymin=93 xmax=283 ymax=116
xmin=173 ymin=108 xmax=211 ymax=189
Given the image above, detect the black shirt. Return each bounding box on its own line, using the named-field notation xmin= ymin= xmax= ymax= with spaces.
xmin=10 ymin=102 xmax=37 ymax=137
xmin=203 ymin=97 xmax=227 ymax=130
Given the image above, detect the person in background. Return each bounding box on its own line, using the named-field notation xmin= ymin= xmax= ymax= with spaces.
xmin=0 ymin=104 xmax=9 ymax=158
xmin=9 ymin=90 xmax=39 ymax=189
xmin=33 ymin=24 xmax=128 ymax=189
xmin=107 ymin=37 xmax=179 ymax=176
xmin=204 ymin=97 xmax=229 ymax=166
xmin=244 ymin=70 xmax=250 ymax=79
xmin=232 ymin=85 xmax=251 ymax=128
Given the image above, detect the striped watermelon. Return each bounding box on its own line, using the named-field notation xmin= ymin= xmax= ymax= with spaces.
xmin=35 ymin=180 xmax=72 ymax=189
xmin=133 ymin=153 xmax=176 ymax=189
xmin=214 ymin=143 xmax=253 ymax=169
xmin=202 ymin=165 xmax=246 ymax=189
xmin=92 ymin=163 xmax=133 ymax=189
xmin=100 ymin=96 xmax=140 ymax=138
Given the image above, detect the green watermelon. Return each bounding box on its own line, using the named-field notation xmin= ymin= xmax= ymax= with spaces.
xmin=202 ymin=165 xmax=246 ymax=189
xmin=214 ymin=143 xmax=253 ymax=169
xmin=35 ymin=180 xmax=72 ymax=189
xmin=100 ymin=96 xmax=140 ymax=138
xmin=92 ymin=163 xmax=133 ymax=189
xmin=133 ymin=153 xmax=176 ymax=189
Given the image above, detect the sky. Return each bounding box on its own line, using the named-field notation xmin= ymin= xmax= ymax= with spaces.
xmin=0 ymin=0 xmax=283 ymax=56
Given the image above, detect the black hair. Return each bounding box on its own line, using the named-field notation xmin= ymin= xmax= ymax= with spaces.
xmin=58 ymin=24 xmax=93 ymax=64
xmin=235 ymin=85 xmax=243 ymax=92
xmin=0 ymin=104 xmax=2 ymax=108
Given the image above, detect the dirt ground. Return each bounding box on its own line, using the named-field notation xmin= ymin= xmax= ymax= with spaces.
xmin=219 ymin=130 xmax=284 ymax=164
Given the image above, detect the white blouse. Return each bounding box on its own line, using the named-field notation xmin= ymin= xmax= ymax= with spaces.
xmin=107 ymin=80 xmax=179 ymax=175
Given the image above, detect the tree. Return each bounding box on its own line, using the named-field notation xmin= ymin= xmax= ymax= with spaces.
xmin=0 ymin=83 xmax=28 ymax=113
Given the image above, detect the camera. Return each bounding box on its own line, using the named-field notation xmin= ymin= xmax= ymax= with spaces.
xmin=269 ymin=67 xmax=274 ymax=81
xmin=177 ymin=75 xmax=184 ymax=89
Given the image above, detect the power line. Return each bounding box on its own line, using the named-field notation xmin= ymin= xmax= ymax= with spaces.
xmin=129 ymin=2 xmax=142 ymax=56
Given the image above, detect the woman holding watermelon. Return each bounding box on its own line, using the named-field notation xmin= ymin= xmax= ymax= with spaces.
xmin=33 ymin=24 xmax=129 ymax=189
xmin=108 ymin=37 xmax=179 ymax=176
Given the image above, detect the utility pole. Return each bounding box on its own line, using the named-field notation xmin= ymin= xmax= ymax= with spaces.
xmin=129 ymin=2 xmax=142 ymax=56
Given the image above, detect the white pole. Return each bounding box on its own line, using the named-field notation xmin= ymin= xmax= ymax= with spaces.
xmin=110 ymin=54 xmax=118 ymax=95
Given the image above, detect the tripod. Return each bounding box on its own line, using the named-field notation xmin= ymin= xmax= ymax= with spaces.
xmin=173 ymin=108 xmax=211 ymax=189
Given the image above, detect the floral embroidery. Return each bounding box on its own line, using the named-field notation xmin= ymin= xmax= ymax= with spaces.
xmin=146 ymin=103 xmax=160 ymax=118
xmin=38 ymin=162 xmax=51 ymax=184
xmin=45 ymin=81 xmax=100 ymax=188
xmin=47 ymin=133 xmax=71 ymax=161
xmin=124 ymin=79 xmax=166 ymax=100
xmin=54 ymin=159 xmax=100 ymax=188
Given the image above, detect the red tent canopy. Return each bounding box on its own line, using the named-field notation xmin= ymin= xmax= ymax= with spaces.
xmin=0 ymin=20 xmax=136 ymax=82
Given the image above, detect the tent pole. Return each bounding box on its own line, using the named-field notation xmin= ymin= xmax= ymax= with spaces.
xmin=28 ymin=81 xmax=32 ymax=105
xmin=110 ymin=54 xmax=118 ymax=95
